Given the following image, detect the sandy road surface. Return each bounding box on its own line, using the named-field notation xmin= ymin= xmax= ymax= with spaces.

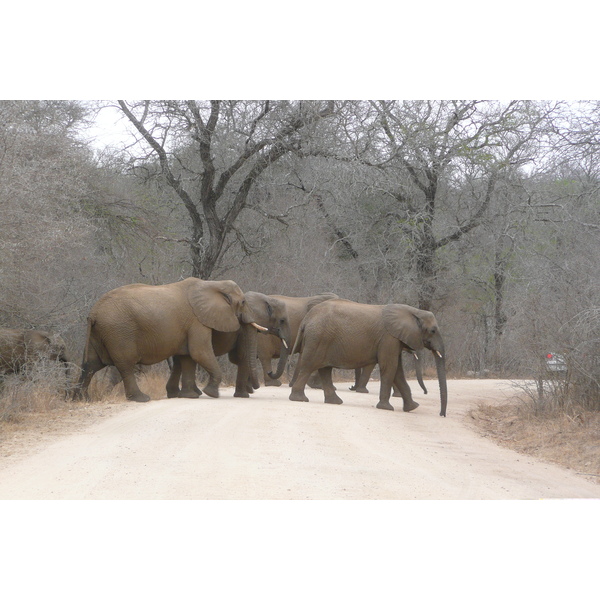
xmin=0 ymin=379 xmax=598 ymax=500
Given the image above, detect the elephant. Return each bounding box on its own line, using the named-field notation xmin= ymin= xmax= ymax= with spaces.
xmin=104 ymin=364 xmax=153 ymax=387
xmin=166 ymin=291 xmax=292 ymax=399
xmin=0 ymin=328 xmax=70 ymax=379
xmin=256 ymin=293 xmax=339 ymax=385
xmin=289 ymin=299 xmax=448 ymax=416
xmin=73 ymin=278 xmax=267 ymax=403
xmin=350 ymin=350 xmax=428 ymax=395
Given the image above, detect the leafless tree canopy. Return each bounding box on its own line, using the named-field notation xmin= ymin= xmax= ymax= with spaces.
xmin=1 ymin=99 xmax=599 ymax=409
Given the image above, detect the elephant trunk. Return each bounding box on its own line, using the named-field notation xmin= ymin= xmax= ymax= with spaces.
xmin=267 ymin=322 xmax=292 ymax=380
xmin=413 ymin=350 xmax=428 ymax=394
xmin=246 ymin=325 xmax=260 ymax=390
xmin=268 ymin=339 xmax=290 ymax=380
xmin=434 ymin=349 xmax=448 ymax=417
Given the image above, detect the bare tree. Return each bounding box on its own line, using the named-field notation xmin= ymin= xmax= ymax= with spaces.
xmin=115 ymin=101 xmax=335 ymax=278
xmin=316 ymin=101 xmax=560 ymax=310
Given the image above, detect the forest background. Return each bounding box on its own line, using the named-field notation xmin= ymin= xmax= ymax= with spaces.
xmin=1 ymin=99 xmax=599 ymax=411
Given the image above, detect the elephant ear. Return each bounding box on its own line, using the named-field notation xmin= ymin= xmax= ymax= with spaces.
xmin=382 ymin=304 xmax=426 ymax=351
xmin=188 ymin=280 xmax=242 ymax=332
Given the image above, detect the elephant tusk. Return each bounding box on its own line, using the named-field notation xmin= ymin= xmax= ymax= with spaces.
xmin=413 ymin=353 xmax=419 ymax=360
xmin=282 ymin=339 xmax=289 ymax=349
xmin=251 ymin=322 xmax=269 ymax=332
xmin=435 ymin=351 xmax=443 ymax=358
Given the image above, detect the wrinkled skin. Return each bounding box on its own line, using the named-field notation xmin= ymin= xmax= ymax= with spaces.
xmin=167 ymin=292 xmax=292 ymax=398
xmin=257 ymin=293 xmax=338 ymax=386
xmin=73 ymin=278 xmax=262 ymax=403
xmin=289 ymin=299 xmax=448 ymax=416
xmin=350 ymin=350 xmax=428 ymax=395
xmin=0 ymin=328 xmax=70 ymax=384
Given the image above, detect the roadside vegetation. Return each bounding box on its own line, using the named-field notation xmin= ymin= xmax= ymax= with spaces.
xmin=0 ymin=100 xmax=598 ymax=477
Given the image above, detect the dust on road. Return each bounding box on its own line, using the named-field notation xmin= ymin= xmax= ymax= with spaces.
xmin=0 ymin=379 xmax=598 ymax=499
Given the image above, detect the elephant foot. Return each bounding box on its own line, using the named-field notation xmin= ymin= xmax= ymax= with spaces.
xmin=376 ymin=400 xmax=394 ymax=411
xmin=353 ymin=386 xmax=369 ymax=394
xmin=324 ymin=394 xmax=343 ymax=405
xmin=166 ymin=388 xmax=180 ymax=398
xmin=392 ymin=391 xmax=402 ymax=397
xmin=234 ymin=389 xmax=250 ymax=398
xmin=403 ymin=400 xmax=420 ymax=413
xmin=178 ymin=390 xmax=201 ymax=398
xmin=289 ymin=390 xmax=309 ymax=402
xmin=202 ymin=383 xmax=220 ymax=398
xmin=264 ymin=379 xmax=282 ymax=387
xmin=128 ymin=392 xmax=151 ymax=403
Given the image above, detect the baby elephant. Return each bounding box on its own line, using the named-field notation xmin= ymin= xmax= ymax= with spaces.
xmin=289 ymin=299 xmax=448 ymax=416
xmin=0 ymin=327 xmax=70 ymax=377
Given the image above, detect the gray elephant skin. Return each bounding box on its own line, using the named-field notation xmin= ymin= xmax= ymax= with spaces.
xmin=167 ymin=291 xmax=292 ymax=398
xmin=0 ymin=327 xmax=69 ymax=378
xmin=289 ymin=299 xmax=448 ymax=416
xmin=257 ymin=293 xmax=339 ymax=385
xmin=73 ymin=278 xmax=266 ymax=403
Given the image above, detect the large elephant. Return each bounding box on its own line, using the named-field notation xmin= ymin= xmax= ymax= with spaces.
xmin=289 ymin=299 xmax=448 ymax=416
xmin=166 ymin=291 xmax=292 ymax=398
xmin=350 ymin=350 xmax=428 ymax=395
xmin=257 ymin=293 xmax=339 ymax=385
xmin=0 ymin=327 xmax=70 ymax=378
xmin=73 ymin=278 xmax=267 ymax=403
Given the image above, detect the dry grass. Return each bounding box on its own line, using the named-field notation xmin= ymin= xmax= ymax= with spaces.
xmin=469 ymin=398 xmax=600 ymax=482
xmin=0 ymin=365 xmax=174 ymax=460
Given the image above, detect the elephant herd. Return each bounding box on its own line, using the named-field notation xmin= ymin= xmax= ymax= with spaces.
xmin=2 ymin=277 xmax=448 ymax=417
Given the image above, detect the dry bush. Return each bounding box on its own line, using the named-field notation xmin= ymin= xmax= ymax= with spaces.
xmin=0 ymin=360 xmax=71 ymax=422
xmin=470 ymin=395 xmax=600 ymax=478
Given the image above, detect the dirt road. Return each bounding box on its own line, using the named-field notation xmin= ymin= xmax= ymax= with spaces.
xmin=0 ymin=379 xmax=598 ymax=499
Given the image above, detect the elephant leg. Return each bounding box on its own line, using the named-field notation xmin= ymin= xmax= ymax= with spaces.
xmin=319 ymin=367 xmax=343 ymax=405
xmin=178 ymin=356 xmax=202 ymax=398
xmin=393 ymin=358 xmax=419 ymax=413
xmin=234 ymin=366 xmax=251 ymax=398
xmin=376 ymin=358 xmax=396 ymax=411
xmin=352 ymin=364 xmax=374 ymax=393
xmin=349 ymin=368 xmax=360 ymax=391
xmin=288 ymin=356 xmax=312 ymax=403
xmin=307 ymin=372 xmax=323 ymax=389
xmin=189 ymin=352 xmax=221 ymax=398
xmin=166 ymin=355 xmax=182 ymax=398
xmin=73 ymin=357 xmax=105 ymax=401
xmin=115 ymin=362 xmax=150 ymax=403
xmin=188 ymin=326 xmax=222 ymax=398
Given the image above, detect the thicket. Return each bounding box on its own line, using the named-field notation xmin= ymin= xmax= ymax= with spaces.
xmin=1 ymin=99 xmax=598 ymax=420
